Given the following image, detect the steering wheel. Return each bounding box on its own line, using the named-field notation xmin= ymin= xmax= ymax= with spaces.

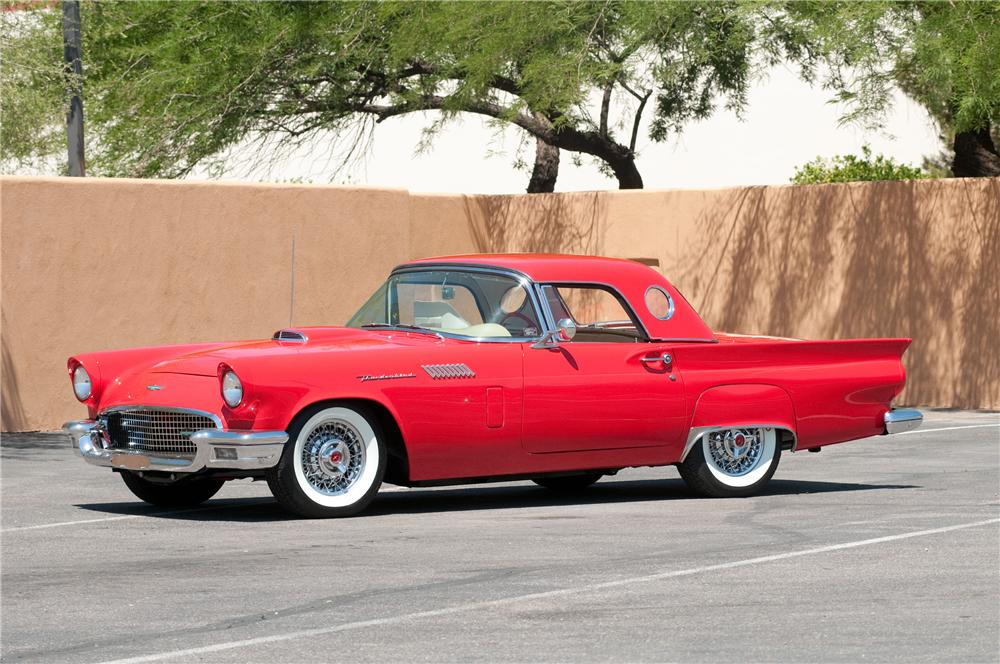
xmin=498 ymin=312 xmax=536 ymax=332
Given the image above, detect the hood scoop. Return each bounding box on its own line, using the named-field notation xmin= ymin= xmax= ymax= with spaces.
xmin=272 ymin=329 xmax=308 ymax=343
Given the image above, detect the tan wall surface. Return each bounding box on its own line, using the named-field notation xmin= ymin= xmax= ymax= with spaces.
xmin=428 ymin=179 xmax=999 ymax=409
xmin=2 ymin=177 xmax=412 ymax=431
xmin=3 ymin=175 xmax=998 ymax=431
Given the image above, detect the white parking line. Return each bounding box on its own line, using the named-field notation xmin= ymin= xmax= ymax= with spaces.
xmin=96 ymin=517 xmax=999 ymax=664
xmin=898 ymin=424 xmax=1000 ymax=436
xmin=0 ymin=487 xmax=421 ymax=533
xmin=0 ymin=503 xmax=255 ymax=533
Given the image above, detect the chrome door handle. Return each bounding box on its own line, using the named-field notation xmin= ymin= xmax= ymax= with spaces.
xmin=640 ymin=353 xmax=672 ymax=366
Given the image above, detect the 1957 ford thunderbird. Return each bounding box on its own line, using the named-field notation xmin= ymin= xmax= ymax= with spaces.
xmin=65 ymin=254 xmax=922 ymax=517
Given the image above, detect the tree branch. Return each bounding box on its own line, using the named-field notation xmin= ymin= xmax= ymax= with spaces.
xmin=629 ymin=90 xmax=651 ymax=153
xmin=599 ymin=82 xmax=613 ymax=137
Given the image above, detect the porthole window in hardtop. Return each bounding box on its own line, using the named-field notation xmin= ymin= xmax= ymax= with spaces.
xmin=644 ymin=285 xmax=675 ymax=320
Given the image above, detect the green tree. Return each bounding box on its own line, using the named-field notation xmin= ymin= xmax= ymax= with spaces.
xmin=1 ymin=1 xmax=784 ymax=191
xmin=781 ymin=1 xmax=1000 ymax=177
xmin=790 ymin=146 xmax=927 ymax=184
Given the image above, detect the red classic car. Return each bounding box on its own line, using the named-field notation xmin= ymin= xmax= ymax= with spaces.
xmin=64 ymin=254 xmax=922 ymax=517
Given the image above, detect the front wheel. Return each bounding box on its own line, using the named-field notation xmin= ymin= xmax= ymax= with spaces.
xmin=267 ymin=405 xmax=386 ymax=518
xmin=678 ymin=427 xmax=780 ymax=498
xmin=120 ymin=471 xmax=224 ymax=507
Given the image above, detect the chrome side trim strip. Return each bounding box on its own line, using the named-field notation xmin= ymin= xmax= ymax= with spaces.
xmin=883 ymin=408 xmax=922 ymax=435
xmin=681 ymin=424 xmax=797 ymax=462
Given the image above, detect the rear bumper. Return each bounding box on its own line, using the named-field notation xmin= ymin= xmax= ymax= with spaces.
xmin=64 ymin=420 xmax=287 ymax=473
xmin=883 ymin=408 xmax=923 ymax=435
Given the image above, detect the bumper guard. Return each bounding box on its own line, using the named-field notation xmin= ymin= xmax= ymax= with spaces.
xmin=883 ymin=408 xmax=923 ymax=435
xmin=64 ymin=420 xmax=287 ymax=473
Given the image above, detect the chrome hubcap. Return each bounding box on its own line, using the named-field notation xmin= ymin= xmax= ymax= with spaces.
xmin=706 ymin=428 xmax=764 ymax=476
xmin=301 ymin=420 xmax=365 ymax=495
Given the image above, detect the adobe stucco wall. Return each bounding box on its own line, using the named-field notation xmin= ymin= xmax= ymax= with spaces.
xmin=2 ymin=175 xmax=998 ymax=431
xmin=413 ymin=178 xmax=999 ymax=411
xmin=1 ymin=177 xmax=414 ymax=431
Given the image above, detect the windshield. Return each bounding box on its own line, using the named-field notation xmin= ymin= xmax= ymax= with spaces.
xmin=347 ymin=270 xmax=543 ymax=339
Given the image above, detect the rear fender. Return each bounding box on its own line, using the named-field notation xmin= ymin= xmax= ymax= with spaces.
xmin=682 ymin=384 xmax=798 ymax=461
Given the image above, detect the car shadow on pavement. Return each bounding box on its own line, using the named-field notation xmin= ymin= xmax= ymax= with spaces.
xmin=367 ymin=478 xmax=919 ymax=516
xmin=73 ymin=478 xmax=918 ymax=522
xmin=72 ymin=497 xmax=294 ymax=522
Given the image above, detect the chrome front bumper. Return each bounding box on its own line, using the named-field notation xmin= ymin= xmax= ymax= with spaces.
xmin=883 ymin=408 xmax=923 ymax=435
xmin=64 ymin=420 xmax=288 ymax=473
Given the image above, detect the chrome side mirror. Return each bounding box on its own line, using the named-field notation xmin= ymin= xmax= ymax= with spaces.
xmin=556 ymin=318 xmax=576 ymax=341
xmin=531 ymin=318 xmax=576 ymax=349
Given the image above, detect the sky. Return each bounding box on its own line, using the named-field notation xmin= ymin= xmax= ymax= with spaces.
xmin=194 ymin=64 xmax=943 ymax=195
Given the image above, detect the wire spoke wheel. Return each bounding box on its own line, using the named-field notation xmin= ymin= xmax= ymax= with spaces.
xmin=705 ymin=428 xmax=765 ymax=477
xmin=268 ymin=405 xmax=386 ymax=517
xmin=300 ymin=419 xmax=366 ymax=496
xmin=678 ymin=425 xmax=781 ymax=497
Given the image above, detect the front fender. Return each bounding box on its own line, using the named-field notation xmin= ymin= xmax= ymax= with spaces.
xmin=682 ymin=384 xmax=797 ymax=461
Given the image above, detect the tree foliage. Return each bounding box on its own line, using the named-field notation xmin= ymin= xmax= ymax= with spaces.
xmin=0 ymin=4 xmax=67 ymax=173
xmin=3 ymin=1 xmax=996 ymax=186
xmin=781 ymin=1 xmax=1000 ymax=176
xmin=1 ymin=1 xmax=786 ymax=189
xmin=790 ymin=146 xmax=927 ymax=184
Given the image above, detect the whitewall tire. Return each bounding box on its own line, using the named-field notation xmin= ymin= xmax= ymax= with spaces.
xmin=678 ymin=427 xmax=780 ymax=498
xmin=267 ymin=405 xmax=386 ymax=518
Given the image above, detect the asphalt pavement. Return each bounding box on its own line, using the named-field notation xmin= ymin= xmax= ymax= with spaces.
xmin=2 ymin=410 xmax=998 ymax=663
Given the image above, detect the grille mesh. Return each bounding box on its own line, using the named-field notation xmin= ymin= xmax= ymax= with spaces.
xmin=102 ymin=409 xmax=217 ymax=456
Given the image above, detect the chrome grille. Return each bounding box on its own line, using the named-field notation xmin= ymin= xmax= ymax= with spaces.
xmin=101 ymin=408 xmax=217 ymax=456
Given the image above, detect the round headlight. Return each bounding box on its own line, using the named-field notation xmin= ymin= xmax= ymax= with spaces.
xmin=221 ymin=370 xmax=243 ymax=408
xmin=72 ymin=365 xmax=92 ymax=401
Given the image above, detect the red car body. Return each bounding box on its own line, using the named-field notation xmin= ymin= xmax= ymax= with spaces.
xmin=65 ymin=254 xmax=921 ymax=516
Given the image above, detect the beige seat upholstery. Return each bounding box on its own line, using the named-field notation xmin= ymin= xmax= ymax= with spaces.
xmin=413 ymin=300 xmax=511 ymax=337
xmin=413 ymin=300 xmax=469 ymax=330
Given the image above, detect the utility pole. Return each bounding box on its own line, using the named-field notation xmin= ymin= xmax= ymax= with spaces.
xmin=62 ymin=0 xmax=85 ymax=176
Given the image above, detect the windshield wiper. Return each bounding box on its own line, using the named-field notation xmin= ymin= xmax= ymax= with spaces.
xmin=361 ymin=323 xmax=442 ymax=338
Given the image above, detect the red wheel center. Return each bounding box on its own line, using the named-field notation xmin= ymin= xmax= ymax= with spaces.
xmin=734 ymin=434 xmax=746 ymax=447
xmin=329 ymin=451 xmax=342 ymax=463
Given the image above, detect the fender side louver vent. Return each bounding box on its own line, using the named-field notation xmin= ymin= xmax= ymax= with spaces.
xmin=422 ymin=363 xmax=476 ymax=379
xmin=273 ymin=329 xmax=308 ymax=343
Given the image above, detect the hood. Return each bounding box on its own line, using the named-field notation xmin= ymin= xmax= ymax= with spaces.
xmin=147 ymin=326 xmax=442 ymax=376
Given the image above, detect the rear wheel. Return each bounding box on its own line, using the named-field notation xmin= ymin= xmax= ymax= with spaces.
xmin=678 ymin=427 xmax=780 ymax=498
xmin=120 ymin=471 xmax=224 ymax=507
xmin=532 ymin=473 xmax=603 ymax=491
xmin=267 ymin=404 xmax=386 ymax=518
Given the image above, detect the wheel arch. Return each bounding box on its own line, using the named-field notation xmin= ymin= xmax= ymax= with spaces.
xmin=681 ymin=384 xmax=798 ymax=462
xmin=287 ymin=397 xmax=410 ymax=485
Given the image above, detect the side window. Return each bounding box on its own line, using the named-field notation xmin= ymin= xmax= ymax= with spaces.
xmin=543 ymin=285 xmax=644 ymax=343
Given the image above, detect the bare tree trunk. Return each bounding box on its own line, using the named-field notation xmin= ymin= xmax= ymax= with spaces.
xmin=609 ymin=153 xmax=643 ymax=189
xmin=952 ymin=127 xmax=1000 ymax=177
xmin=527 ymin=137 xmax=559 ymax=193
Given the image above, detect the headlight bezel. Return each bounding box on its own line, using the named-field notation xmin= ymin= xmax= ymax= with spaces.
xmin=220 ymin=368 xmax=244 ymax=408
xmin=72 ymin=364 xmax=92 ymax=402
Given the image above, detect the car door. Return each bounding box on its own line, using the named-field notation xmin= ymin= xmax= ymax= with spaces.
xmin=521 ymin=284 xmax=687 ymax=454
